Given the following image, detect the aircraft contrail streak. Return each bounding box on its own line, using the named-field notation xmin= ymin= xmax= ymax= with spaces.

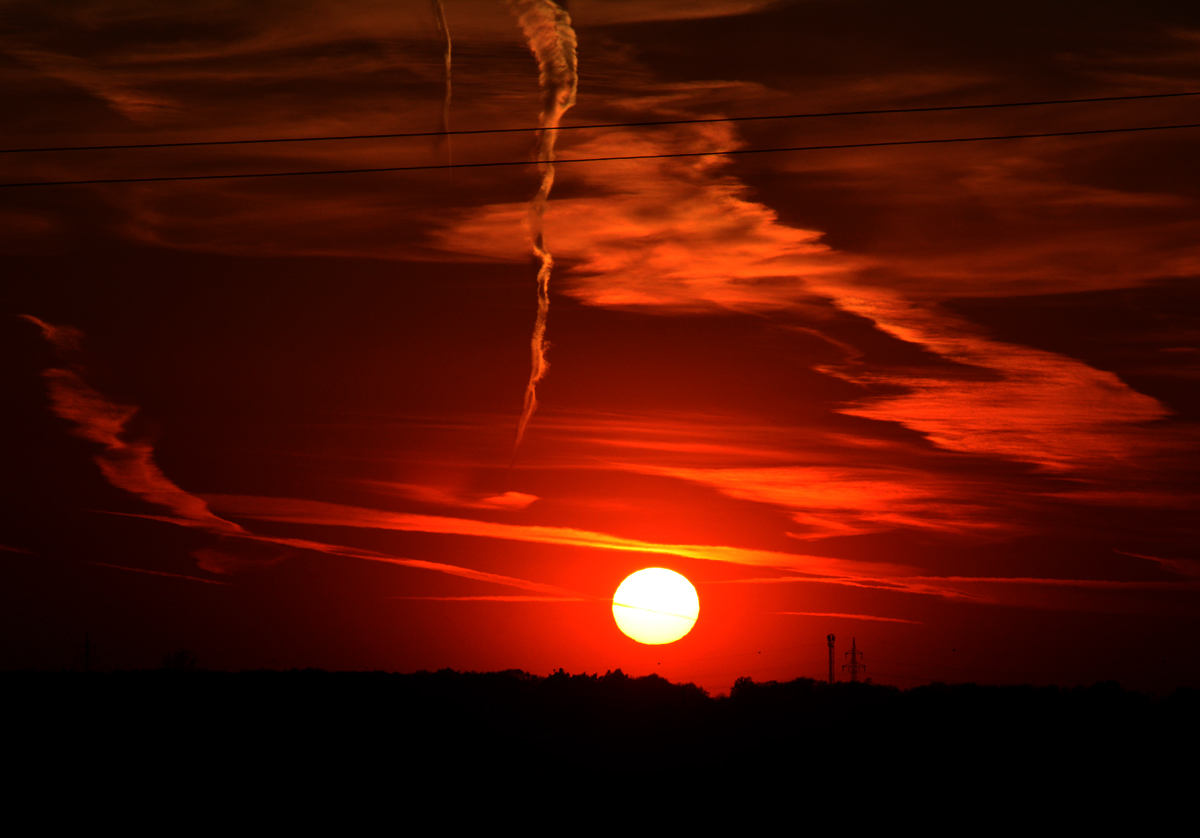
xmin=508 ymin=0 xmax=577 ymax=453
xmin=431 ymin=0 xmax=452 ymax=165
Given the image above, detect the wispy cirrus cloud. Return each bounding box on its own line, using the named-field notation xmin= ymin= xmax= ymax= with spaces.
xmin=257 ymin=532 xmax=587 ymax=596
xmin=19 ymin=317 xmax=609 ymax=599
xmin=89 ymin=561 xmax=231 ymax=586
xmin=21 ymin=316 xmax=244 ymax=535
xmin=443 ymin=124 xmax=1183 ymax=477
xmin=389 ymin=595 xmax=586 ymax=601
xmin=812 ymin=288 xmax=1176 ymax=474
xmin=570 ymin=0 xmax=779 ymax=24
xmin=2 ymin=544 xmax=231 ymax=586
xmin=912 ymin=576 xmax=1200 ymax=591
xmin=4 ymin=45 xmax=176 ymax=119
xmin=719 ymin=572 xmax=1200 ymax=593
xmin=437 ymin=122 xmax=865 ymax=312
xmin=1113 ymin=549 xmax=1200 ymax=579
xmin=203 ymin=493 xmax=913 ymax=580
xmin=719 ymin=572 xmax=1200 ymax=615
xmin=433 ymin=100 xmax=1186 ymax=484
xmin=114 ymin=509 xmax=594 ymax=596
xmin=613 ymin=462 xmax=1002 ymax=539
xmin=774 ymin=611 xmax=922 ymax=624
xmin=369 ymin=482 xmax=539 ymax=511
xmin=709 ymin=574 xmax=982 ymax=601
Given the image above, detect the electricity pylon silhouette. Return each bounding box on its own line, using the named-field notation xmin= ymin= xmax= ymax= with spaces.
xmin=842 ymin=637 xmax=865 ymax=683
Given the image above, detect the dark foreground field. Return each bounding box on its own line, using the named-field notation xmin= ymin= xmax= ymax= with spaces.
xmin=7 ymin=669 xmax=1197 ymax=811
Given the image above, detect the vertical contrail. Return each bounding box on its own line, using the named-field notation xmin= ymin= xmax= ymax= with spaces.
xmin=508 ymin=0 xmax=577 ymax=452
xmin=431 ymin=0 xmax=452 ymax=165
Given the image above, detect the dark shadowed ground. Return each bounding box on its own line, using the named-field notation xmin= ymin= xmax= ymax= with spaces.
xmin=7 ymin=667 xmax=1196 ymax=816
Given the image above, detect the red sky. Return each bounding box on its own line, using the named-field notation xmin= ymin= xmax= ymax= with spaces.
xmin=2 ymin=0 xmax=1199 ymax=693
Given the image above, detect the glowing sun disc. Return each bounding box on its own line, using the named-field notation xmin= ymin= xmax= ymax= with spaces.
xmin=612 ymin=568 xmax=699 ymax=645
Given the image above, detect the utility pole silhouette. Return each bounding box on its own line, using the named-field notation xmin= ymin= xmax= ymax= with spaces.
xmin=827 ymin=634 xmax=836 ymax=684
xmin=842 ymin=637 xmax=865 ymax=683
xmin=77 ymin=633 xmax=98 ymax=672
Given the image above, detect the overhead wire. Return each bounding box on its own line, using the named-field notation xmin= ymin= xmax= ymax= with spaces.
xmin=2 ymin=89 xmax=1197 ymax=155
xmin=2 ymin=120 xmax=1198 ymax=189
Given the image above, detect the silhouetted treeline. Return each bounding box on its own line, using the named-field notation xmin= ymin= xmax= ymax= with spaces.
xmin=7 ymin=669 xmax=1196 ymax=802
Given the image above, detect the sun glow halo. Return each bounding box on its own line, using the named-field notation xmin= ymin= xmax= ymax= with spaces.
xmin=612 ymin=568 xmax=699 ymax=645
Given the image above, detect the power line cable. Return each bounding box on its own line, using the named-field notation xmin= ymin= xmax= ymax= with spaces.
xmin=2 ymin=90 xmax=1198 ymax=155
xmin=2 ymin=120 xmax=1197 ymax=189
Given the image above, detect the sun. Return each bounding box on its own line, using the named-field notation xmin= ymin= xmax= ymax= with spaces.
xmin=612 ymin=568 xmax=699 ymax=645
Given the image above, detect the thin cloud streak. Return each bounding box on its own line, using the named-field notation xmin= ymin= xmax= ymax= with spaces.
xmin=204 ymin=493 xmax=914 ymax=580
xmin=815 ymin=288 xmax=1175 ymax=474
xmin=1113 ymin=549 xmax=1200 ymax=579
xmin=89 ymin=561 xmax=232 ymax=585
xmin=5 ymin=45 xmax=175 ymax=119
xmin=774 ymin=611 xmax=923 ymax=624
xmin=21 ymin=316 xmax=244 ymax=535
xmin=912 ymin=576 xmax=1200 ymax=591
xmin=719 ymin=573 xmax=1200 ymax=615
xmin=717 ymin=572 xmax=1200 ymax=594
xmin=239 ymin=530 xmax=590 ymax=597
xmin=367 ymin=482 xmax=539 ymax=511
xmin=112 ymin=510 xmax=593 ymax=596
xmin=709 ymin=574 xmax=987 ymax=601
xmin=388 ymin=595 xmax=586 ymax=601
xmin=617 ymin=462 xmax=1003 ymax=538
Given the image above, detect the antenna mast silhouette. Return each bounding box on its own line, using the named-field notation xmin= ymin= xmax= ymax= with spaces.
xmin=842 ymin=637 xmax=865 ymax=683
xmin=77 ymin=633 xmax=98 ymax=672
xmin=827 ymin=634 xmax=836 ymax=684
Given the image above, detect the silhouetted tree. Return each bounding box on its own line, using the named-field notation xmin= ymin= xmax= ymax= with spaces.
xmin=160 ymin=648 xmax=197 ymax=671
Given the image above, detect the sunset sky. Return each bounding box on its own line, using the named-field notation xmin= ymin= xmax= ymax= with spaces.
xmin=3 ymin=0 xmax=1198 ymax=694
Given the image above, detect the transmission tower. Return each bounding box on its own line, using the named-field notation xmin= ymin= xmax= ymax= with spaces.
xmin=827 ymin=634 xmax=836 ymax=684
xmin=842 ymin=637 xmax=866 ymax=683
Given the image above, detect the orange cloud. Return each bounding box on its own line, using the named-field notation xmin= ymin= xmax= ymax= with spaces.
xmin=615 ymin=462 xmax=1002 ymax=538
xmin=230 ymin=528 xmax=585 ymax=596
xmin=21 ymin=316 xmax=244 ymax=535
xmin=370 ymin=482 xmax=539 ymax=511
xmin=388 ymin=595 xmax=586 ymax=601
xmin=6 ymin=46 xmax=175 ymax=119
xmin=428 ymin=82 xmax=1191 ymax=486
xmin=203 ymin=493 xmax=912 ymax=580
xmin=120 ymin=511 xmax=592 ymax=596
xmin=570 ymin=0 xmax=778 ymax=24
xmin=437 ymin=122 xmax=865 ymax=311
xmin=489 ymin=127 xmax=1184 ymax=477
xmin=709 ymin=574 xmax=983 ymax=601
xmin=533 ymin=411 xmax=803 ymax=465
xmin=842 ymin=150 xmax=1200 ymax=300
xmin=811 ymin=288 xmax=1176 ymax=473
